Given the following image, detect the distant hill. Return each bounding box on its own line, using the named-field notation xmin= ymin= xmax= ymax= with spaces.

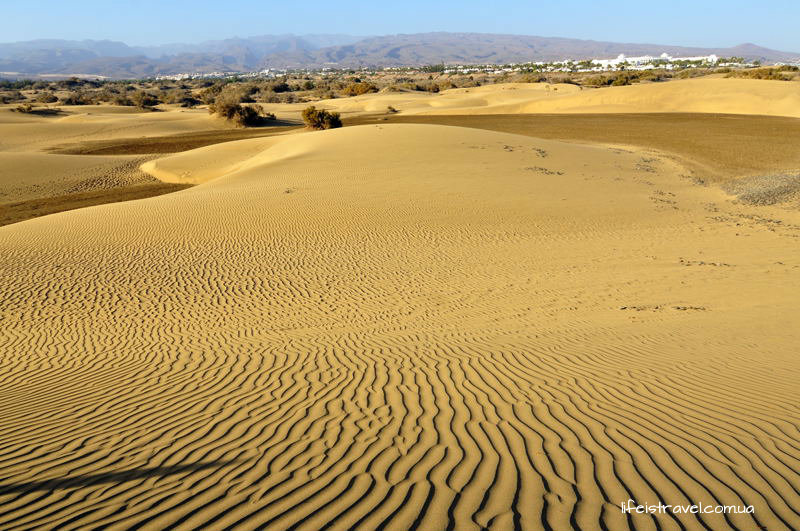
xmin=270 ymin=33 xmax=800 ymax=68
xmin=0 ymin=35 xmax=364 ymax=77
xmin=1 ymin=33 xmax=797 ymax=79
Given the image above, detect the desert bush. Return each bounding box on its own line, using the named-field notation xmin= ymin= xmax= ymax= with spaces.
xmin=60 ymin=91 xmax=94 ymax=105
xmin=12 ymin=103 xmax=60 ymax=115
xmin=198 ymin=84 xmax=224 ymax=104
xmin=58 ymin=77 xmax=83 ymax=89
xmin=13 ymin=103 xmax=34 ymax=113
xmin=209 ymin=97 xmax=275 ymax=127
xmin=585 ymin=75 xmax=612 ymax=86
xmin=675 ymin=68 xmax=707 ymax=79
xmin=269 ymin=81 xmax=291 ymax=93
xmin=131 ymin=90 xmax=160 ymax=108
xmin=1 ymin=90 xmax=25 ymax=102
xmin=301 ymin=105 xmax=342 ymax=130
xmin=163 ymin=89 xmax=201 ymax=107
xmin=342 ymin=82 xmax=378 ymax=96
xmin=637 ymin=70 xmax=669 ymax=82
xmin=611 ymin=74 xmax=634 ymax=86
xmin=521 ymin=74 xmax=547 ymax=83
xmin=725 ymin=67 xmax=793 ymax=81
xmin=112 ymin=95 xmax=134 ymax=106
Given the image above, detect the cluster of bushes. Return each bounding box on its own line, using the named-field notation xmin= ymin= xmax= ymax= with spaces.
xmin=164 ymin=90 xmax=201 ymax=107
xmin=387 ymin=81 xmax=455 ymax=93
xmin=208 ymin=96 xmax=276 ymax=127
xmin=725 ymin=67 xmax=798 ymax=81
xmin=36 ymin=92 xmax=58 ymax=103
xmin=60 ymin=91 xmax=95 ymax=105
xmin=583 ymin=70 xmax=670 ymax=87
xmin=301 ymin=106 xmax=342 ymax=130
xmin=674 ymin=68 xmax=715 ymax=79
xmin=0 ymin=90 xmax=25 ymax=104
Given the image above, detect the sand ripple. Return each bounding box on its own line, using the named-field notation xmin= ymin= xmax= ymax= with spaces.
xmin=1 ymin=125 xmax=799 ymax=531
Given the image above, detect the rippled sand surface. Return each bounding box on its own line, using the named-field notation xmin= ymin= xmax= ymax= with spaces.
xmin=1 ymin=124 xmax=799 ymax=531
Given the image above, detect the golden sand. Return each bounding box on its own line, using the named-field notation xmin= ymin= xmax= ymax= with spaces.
xmin=295 ymin=78 xmax=800 ymax=118
xmin=1 ymin=78 xmax=799 ymax=530
xmin=1 ymin=121 xmax=799 ymax=530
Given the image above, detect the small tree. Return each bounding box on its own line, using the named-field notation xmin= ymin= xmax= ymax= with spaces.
xmin=301 ymin=106 xmax=342 ymax=130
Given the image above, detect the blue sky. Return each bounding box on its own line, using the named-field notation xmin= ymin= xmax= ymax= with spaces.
xmin=5 ymin=0 xmax=799 ymax=51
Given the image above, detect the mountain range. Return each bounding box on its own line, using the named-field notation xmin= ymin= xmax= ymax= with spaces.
xmin=1 ymin=33 xmax=798 ymax=79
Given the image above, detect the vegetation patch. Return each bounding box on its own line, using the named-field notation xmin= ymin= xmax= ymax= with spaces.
xmin=302 ymin=106 xmax=342 ymax=130
xmin=208 ymin=96 xmax=276 ymax=127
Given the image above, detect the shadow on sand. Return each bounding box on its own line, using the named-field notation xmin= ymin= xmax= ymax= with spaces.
xmin=0 ymin=459 xmax=243 ymax=494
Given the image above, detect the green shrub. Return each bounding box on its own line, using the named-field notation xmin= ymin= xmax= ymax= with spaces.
xmin=301 ymin=105 xmax=342 ymax=130
xmin=208 ymin=97 xmax=275 ymax=127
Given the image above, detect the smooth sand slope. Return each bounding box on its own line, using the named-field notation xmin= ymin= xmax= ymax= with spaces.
xmin=354 ymin=113 xmax=800 ymax=186
xmin=301 ymin=78 xmax=800 ymax=118
xmin=1 ymin=124 xmax=799 ymax=531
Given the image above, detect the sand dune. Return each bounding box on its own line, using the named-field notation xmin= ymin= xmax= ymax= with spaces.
xmin=301 ymin=78 xmax=800 ymax=119
xmin=0 ymin=105 xmax=294 ymax=226
xmin=1 ymin=124 xmax=799 ymax=530
xmin=0 ymin=152 xmax=159 ymax=202
xmin=0 ymin=106 xmax=226 ymax=152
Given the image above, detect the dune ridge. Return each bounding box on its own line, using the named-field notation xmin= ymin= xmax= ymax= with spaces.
xmin=294 ymin=78 xmax=800 ymax=119
xmin=1 ymin=124 xmax=799 ymax=530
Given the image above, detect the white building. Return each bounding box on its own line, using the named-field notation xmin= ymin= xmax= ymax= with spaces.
xmin=591 ymin=53 xmax=718 ymax=70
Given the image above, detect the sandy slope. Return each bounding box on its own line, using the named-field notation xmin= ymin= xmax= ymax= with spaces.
xmin=0 ymin=152 xmax=161 ymax=203
xmin=298 ymin=78 xmax=800 ymax=118
xmin=0 ymin=106 xmax=225 ymax=152
xmin=0 ymin=106 xmax=249 ymax=225
xmin=1 ymin=124 xmax=798 ymax=531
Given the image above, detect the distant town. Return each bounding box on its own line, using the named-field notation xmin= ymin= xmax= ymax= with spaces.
xmin=152 ymin=53 xmax=797 ymax=81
